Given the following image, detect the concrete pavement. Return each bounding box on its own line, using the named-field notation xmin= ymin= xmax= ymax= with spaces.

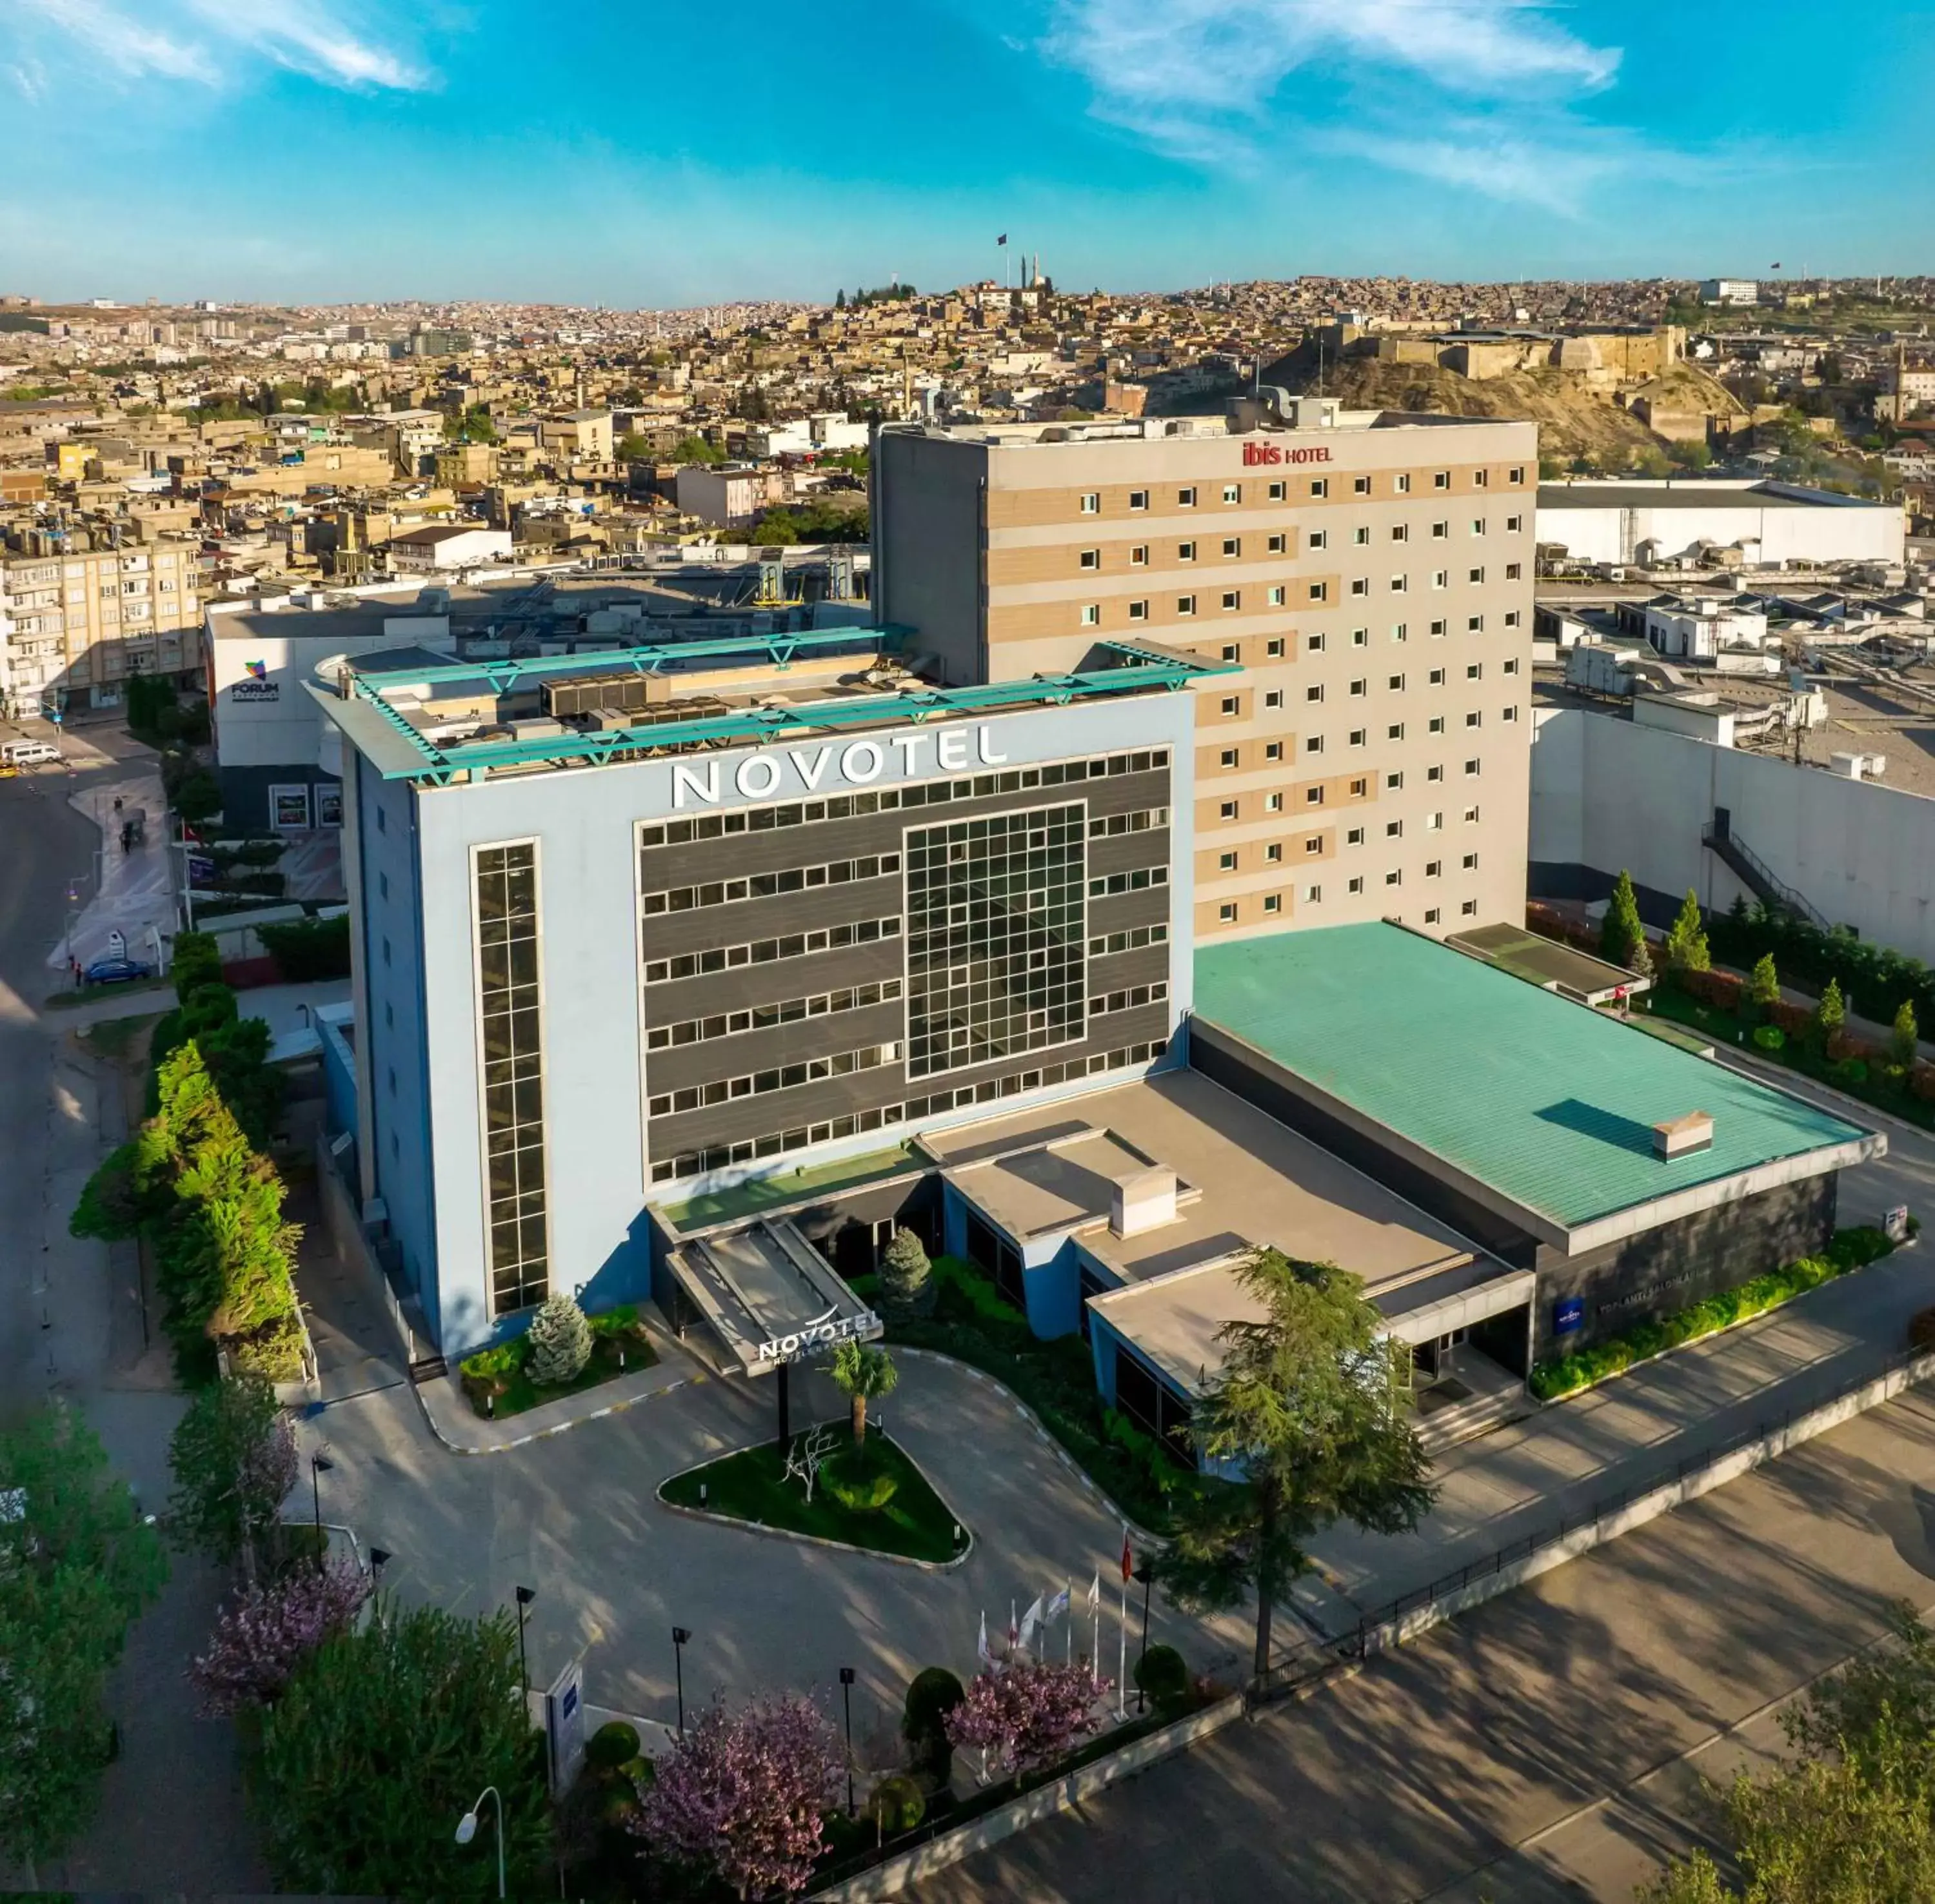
xmin=937 ymin=1380 xmax=1935 ymax=1903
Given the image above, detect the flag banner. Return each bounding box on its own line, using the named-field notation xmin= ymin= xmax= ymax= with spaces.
xmin=1018 ymin=1594 xmax=1044 ymax=1653
xmin=1007 ymin=1600 xmax=1019 ymax=1650
xmin=977 ymin=1610 xmax=993 ymax=1669
xmin=997 ymin=233 xmax=1008 ymax=245
xmin=1044 ymin=1585 xmax=1071 ymax=1623
xmin=1087 ymin=1571 xmax=1101 ymax=1612
xmin=1120 ymin=1527 xmax=1133 ymax=1583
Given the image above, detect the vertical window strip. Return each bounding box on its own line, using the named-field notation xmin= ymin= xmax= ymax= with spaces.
xmin=476 ymin=842 xmax=548 ymax=1316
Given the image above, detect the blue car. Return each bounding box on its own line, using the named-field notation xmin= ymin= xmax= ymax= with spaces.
xmin=83 ymin=957 xmax=154 ymax=986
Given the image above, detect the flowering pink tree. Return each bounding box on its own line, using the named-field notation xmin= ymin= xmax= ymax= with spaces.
xmin=635 ymin=1693 xmax=840 ymax=1900
xmin=189 ymin=1556 xmax=372 ymax=1715
xmin=944 ymin=1660 xmax=1107 ymax=1784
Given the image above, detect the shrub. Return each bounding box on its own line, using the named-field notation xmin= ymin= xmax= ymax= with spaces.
xmin=821 ymin=1460 xmax=898 ymax=1513
xmin=1663 ymin=889 xmax=1711 ymax=978
xmin=190 ymin=1558 xmax=372 ymax=1715
xmin=868 ymin=1773 xmax=926 ymax=1834
xmin=461 ymin=1340 xmax=522 ymax=1383
xmin=1811 ymin=978 xmax=1847 ymax=1056
xmin=587 ymin=1303 xmax=639 ymax=1338
xmin=1894 ymin=1000 xmax=1921 ymax=1069
xmin=524 ymin=1291 xmax=592 ymax=1386
xmin=168 ymin=1372 xmax=297 ymax=1565
xmin=945 ymin=1660 xmax=1104 ymax=1782
xmin=1833 ymin=1057 xmax=1870 ymax=1089
xmin=1752 ymin=1024 xmax=1787 ymax=1051
xmin=587 ymin=1720 xmax=642 ymax=1770
xmin=171 ymin=929 xmax=224 ymax=998
xmin=257 ymin=914 xmax=352 ymax=982
xmin=902 ymin=1666 xmax=965 ymax=1781
xmin=1133 ymin=1643 xmax=1190 ymax=1715
xmin=878 ymin=1225 xmax=935 ymax=1319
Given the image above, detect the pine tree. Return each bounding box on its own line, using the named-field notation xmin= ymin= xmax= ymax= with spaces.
xmin=524 ymin=1291 xmax=592 ymax=1387
xmin=1811 ymin=978 xmax=1847 ymax=1056
xmin=1744 ymin=952 xmax=1781 ymax=1024
xmin=1601 ymin=870 xmax=1645 ymax=968
xmin=1892 ymin=1000 xmax=1920 ymax=1069
xmin=878 ymin=1225 xmax=935 ymax=1318
xmin=1663 ymin=889 xmax=1711 ymax=978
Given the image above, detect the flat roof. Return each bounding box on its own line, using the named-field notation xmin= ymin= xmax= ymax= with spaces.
xmin=1192 ymin=923 xmax=1876 ymax=1239
xmin=1446 ymin=921 xmax=1647 ymax=1003
xmin=1538 ymin=482 xmax=1887 ymax=512
xmin=922 ymin=1067 xmax=1482 ymax=1293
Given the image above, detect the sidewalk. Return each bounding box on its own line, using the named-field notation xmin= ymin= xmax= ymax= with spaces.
xmin=47 ymin=771 xmax=177 ymax=974
xmin=1300 ymin=1242 xmax=1935 ymax=1638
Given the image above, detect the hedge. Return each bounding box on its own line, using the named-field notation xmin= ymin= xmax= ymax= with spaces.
xmin=1531 ymin=1226 xmax=1897 ymax=1400
xmin=257 ymin=914 xmax=351 ymax=982
xmin=1709 ymin=897 xmax=1935 ymax=1031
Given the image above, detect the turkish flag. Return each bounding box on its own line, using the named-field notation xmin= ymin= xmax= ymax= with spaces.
xmin=1120 ymin=1528 xmax=1133 ymax=1583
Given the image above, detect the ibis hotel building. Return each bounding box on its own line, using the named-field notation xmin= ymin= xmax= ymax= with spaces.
xmin=310 ymin=401 xmax=1878 ymax=1453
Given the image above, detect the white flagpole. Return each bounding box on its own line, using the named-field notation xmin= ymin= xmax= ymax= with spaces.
xmin=1118 ymin=1573 xmax=1127 ymax=1719
xmin=1066 ymin=1580 xmax=1073 ymax=1665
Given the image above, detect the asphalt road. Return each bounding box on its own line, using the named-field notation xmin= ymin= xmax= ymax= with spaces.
xmin=936 ymin=1381 xmax=1935 ymax=1903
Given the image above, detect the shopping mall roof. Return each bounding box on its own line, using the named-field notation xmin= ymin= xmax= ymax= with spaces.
xmin=1191 ymin=923 xmax=1880 ymax=1250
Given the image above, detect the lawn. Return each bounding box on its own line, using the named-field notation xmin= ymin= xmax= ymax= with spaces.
xmin=459 ymin=1311 xmax=659 ymax=1419
xmin=659 ymin=1423 xmax=970 ymax=1564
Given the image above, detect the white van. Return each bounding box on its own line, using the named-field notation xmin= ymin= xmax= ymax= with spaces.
xmin=1 ymin=740 xmax=61 ymax=766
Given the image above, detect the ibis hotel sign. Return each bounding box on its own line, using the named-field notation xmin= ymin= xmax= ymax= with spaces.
xmin=1242 ymin=442 xmax=1333 ymax=466
xmin=671 ymin=722 xmax=1011 ymax=810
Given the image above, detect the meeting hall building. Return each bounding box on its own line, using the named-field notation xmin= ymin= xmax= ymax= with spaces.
xmin=304 ymin=399 xmax=1883 ymax=1456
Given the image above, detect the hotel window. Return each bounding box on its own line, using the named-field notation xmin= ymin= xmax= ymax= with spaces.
xmin=1129 ymin=489 xmax=1149 ymax=510
xmin=1080 ymin=492 xmax=1100 ymax=513
xmin=1307 ymin=632 xmax=1325 ymax=652
xmin=1219 ymin=799 xmax=1239 ymax=819
xmin=1428 ymin=764 xmax=1445 ymax=780
xmin=1432 ymin=570 xmax=1448 ymax=590
xmin=1349 ymin=728 xmax=1367 ymax=748
xmin=1385 ymin=820 xmax=1403 ymax=839
xmin=1469 ymin=567 xmax=1485 ymax=584
xmin=1176 ymin=595 xmax=1196 ymax=616
xmin=1309 ymin=582 xmax=1329 ymax=602
xmin=476 ymin=841 xmax=548 ymax=1318
xmin=1506 ymin=515 xmax=1523 ymax=533
xmin=1264 ymin=741 xmax=1283 ymax=762
xmin=1267 ymin=586 xmax=1285 ymax=606
xmin=1429 ymin=667 xmax=1445 ymax=685
xmin=1221 ymin=591 xmax=1241 ymax=611
xmin=1307 ymin=684 xmax=1324 ymax=703
xmin=1349 ymin=777 xmax=1368 ymax=796
xmin=1264 ymin=842 xmax=1283 ymax=864
xmin=1389 ymin=673 xmax=1405 ymax=691
xmin=1505 ymin=562 xmax=1522 ymax=580
xmin=1222 ymin=484 xmax=1241 ymax=504
xmin=1347 ymin=826 xmax=1365 ymax=846
xmin=1471 ymin=519 xmax=1487 ymax=537
xmin=1462 ymin=898 xmax=1480 ymax=917
xmin=1264 ymin=689 xmax=1284 ymax=708
xmin=1426 ymin=811 xmax=1443 ymax=831
xmin=1474 ymin=470 xmax=1489 ymax=488
xmin=1220 ymin=684 xmax=1241 ymax=705
xmin=1129 ymin=600 xmax=1149 ymax=621
xmin=1349 ymin=678 xmax=1367 ymax=697
xmin=1503 ymin=658 xmax=1520 ymax=675
xmin=1348 ymin=876 xmax=1364 ymax=895
xmin=1434 ymin=471 xmax=1450 ymax=489
xmin=1302 ymin=531 xmax=1321 ymax=551
xmin=1350 ymin=527 xmax=1369 ymax=549
xmin=1464 ymin=804 xmax=1480 ymax=821
xmin=1502 ymin=704 xmax=1519 ymax=722
xmin=905 ymin=804 xmax=1086 ymax=1080
xmin=1395 ymin=473 xmax=1412 ymax=494
xmin=1385 ymin=770 xmax=1404 ymax=790
xmin=1267 ymin=481 xmax=1286 ymax=501
xmin=1222 ymin=537 xmax=1240 ymax=558
xmin=1391 ymin=524 xmax=1409 ymax=542
xmin=1178 ymin=486 xmax=1198 ymax=507
xmin=1465 ymin=758 xmax=1482 ymax=776
xmin=1425 ymin=908 xmax=1441 ymax=926
xmin=1080 ymin=604 xmax=1100 ymax=627
xmin=1305 ymin=786 xmax=1324 ymax=805
xmin=1305 ymin=736 xmax=1324 ymax=755
xmin=1305 ymin=884 xmax=1322 ymax=902
xmin=1385 ymin=869 xmax=1402 ymax=887
xmin=1269 ymin=532 xmax=1289 ymax=553
xmin=1351 ymin=628 xmax=1368 ymax=646
xmin=1131 ymin=544 xmax=1149 ymax=565
xmin=1387 ymin=723 xmax=1404 ymax=740
xmin=1218 ymin=851 xmax=1238 ymax=871
xmin=1466 ymin=662 xmax=1483 ymax=680
xmin=1425 ymin=860 xmax=1442 ymax=878
xmin=1351 ymin=579 xmax=1369 ymax=598
xmin=1431 ymin=618 xmax=1448 ymax=637
xmin=1392 ymin=622 xmax=1408 ymax=643
xmin=1218 ymin=902 xmax=1238 ymax=924
xmin=1429 ymin=716 xmax=1445 ymax=734
xmin=1467 ymin=614 xmax=1485 ymax=632
xmin=1263 ymin=894 xmax=1282 ymax=915
xmin=1310 ymin=477 xmax=1328 ymax=497
xmin=1509 ymin=466 xmax=1525 ymax=484
xmin=1391 ymin=575 xmax=1408 ymax=593
xmin=1503 ymin=610 xmax=1522 ymax=628
xmin=1353 ymin=476 xmax=1371 ymax=495
xmin=1178 ymin=540 xmax=1197 ymax=561
xmin=1466 ymin=711 xmax=1482 ymax=728
xmin=1432 ymin=521 xmax=1449 ymax=539
xmin=1264 ymin=791 xmax=1284 ymax=811
xmin=1463 ymin=852 xmax=1479 ymax=870
xmin=1302 ymin=837 xmax=1322 ymax=858
xmin=1080 ymin=549 xmax=1100 ymax=570
xmin=1219 ymin=748 xmax=1239 ymax=768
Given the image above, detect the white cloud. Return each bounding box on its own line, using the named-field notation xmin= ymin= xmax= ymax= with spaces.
xmin=1313 ymin=119 xmax=1629 ymax=216
xmin=8 ymin=0 xmax=424 ymax=95
xmin=1040 ymin=0 xmax=1627 ymax=198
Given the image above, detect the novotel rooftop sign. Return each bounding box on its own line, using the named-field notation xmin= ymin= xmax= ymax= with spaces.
xmin=1242 ymin=442 xmax=1334 ymax=466
xmin=672 ymin=721 xmax=1010 ymax=809
xmin=755 ymin=1305 xmax=882 ymax=1366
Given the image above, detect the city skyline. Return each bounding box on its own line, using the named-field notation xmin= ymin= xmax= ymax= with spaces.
xmin=5 ymin=0 xmax=1932 ymax=305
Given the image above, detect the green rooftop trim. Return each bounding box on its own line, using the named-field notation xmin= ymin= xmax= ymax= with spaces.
xmin=1191 ymin=922 xmax=1872 ymax=1233
xmin=655 ymin=1144 xmax=924 ymax=1234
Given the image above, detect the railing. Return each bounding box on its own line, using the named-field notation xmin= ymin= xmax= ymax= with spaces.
xmin=1702 ymin=820 xmax=1831 ymax=933
xmin=1250 ymin=1336 xmax=1934 ymax=1704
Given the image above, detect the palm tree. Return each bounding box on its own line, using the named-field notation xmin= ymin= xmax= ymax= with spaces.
xmin=826 ymin=1340 xmax=898 ymax=1446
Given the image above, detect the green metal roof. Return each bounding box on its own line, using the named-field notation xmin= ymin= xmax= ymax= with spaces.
xmin=1191 ymin=923 xmax=1870 ymax=1231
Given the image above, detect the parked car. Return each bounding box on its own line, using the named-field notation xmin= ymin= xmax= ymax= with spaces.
xmin=81 ymin=957 xmax=155 ymax=986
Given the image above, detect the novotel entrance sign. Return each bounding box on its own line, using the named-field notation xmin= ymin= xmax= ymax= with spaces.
xmin=672 ymin=721 xmax=1009 ymax=809
xmin=755 ymin=1305 xmax=882 ymax=1365
xmin=1242 ymin=442 xmax=1333 ymax=467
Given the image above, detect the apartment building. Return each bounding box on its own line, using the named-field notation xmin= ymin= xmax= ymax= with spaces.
xmin=872 ymin=404 xmax=1539 ymax=941
xmin=0 ymin=535 xmax=203 ymax=715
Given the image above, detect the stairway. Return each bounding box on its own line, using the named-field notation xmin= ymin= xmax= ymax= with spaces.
xmin=1702 ymin=814 xmax=1830 ymax=932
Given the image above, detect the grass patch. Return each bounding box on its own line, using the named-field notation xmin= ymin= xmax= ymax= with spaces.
xmin=78 ymin=1011 xmax=163 ymax=1060
xmin=660 ymin=1423 xmax=969 ymax=1564
xmin=657 ymin=1144 xmax=920 ymax=1232
xmin=1640 ymin=989 xmax=1935 ymax=1129
xmin=459 ymin=1309 xmax=659 ymax=1419
xmin=880 ymin=1256 xmax=1200 ymax=1535
xmin=1531 ymin=1225 xmax=1897 ymax=1400
xmin=45 ymin=975 xmax=176 ymax=1012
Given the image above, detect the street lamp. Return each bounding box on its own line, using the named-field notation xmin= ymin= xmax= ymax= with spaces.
xmin=1132 ymin=1558 xmax=1156 ymax=1712
xmin=672 ymin=1626 xmax=692 ymax=1740
xmin=308 ymin=1452 xmax=334 ymax=1548
xmin=838 ymin=1667 xmax=857 ymax=1815
xmin=513 ymin=1585 xmax=535 ymax=1698
xmin=454 ymin=1784 xmax=505 ymax=1899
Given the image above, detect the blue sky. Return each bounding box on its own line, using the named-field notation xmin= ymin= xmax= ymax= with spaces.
xmin=5 ymin=0 xmax=1930 ymax=306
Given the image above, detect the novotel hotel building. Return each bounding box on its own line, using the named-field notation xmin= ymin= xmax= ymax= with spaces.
xmin=310 ymin=633 xmax=1211 ymax=1357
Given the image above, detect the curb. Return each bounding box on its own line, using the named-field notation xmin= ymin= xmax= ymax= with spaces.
xmin=893 ymin=1346 xmax=1160 ymax=1545
xmin=402 ymin=1364 xmax=708 ymax=1456
xmin=654 ymin=1429 xmax=976 ymax=1574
